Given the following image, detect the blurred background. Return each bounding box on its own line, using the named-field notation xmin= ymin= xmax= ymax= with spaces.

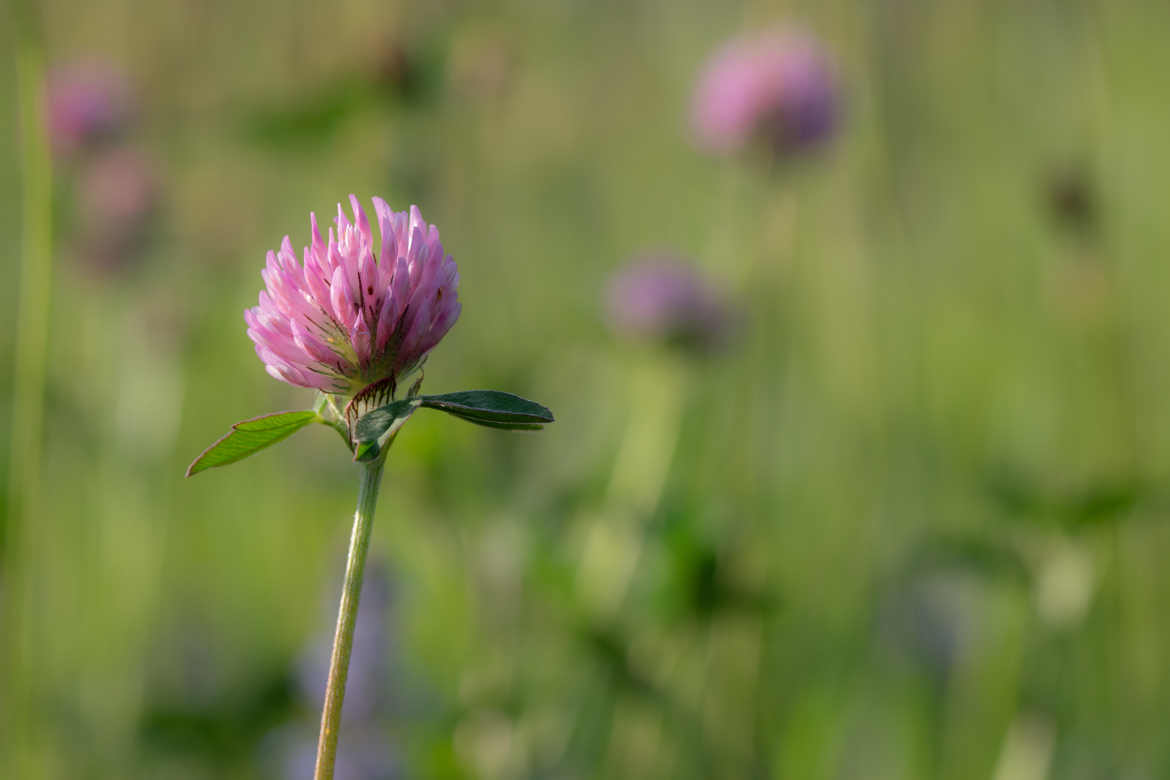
xmin=3 ymin=0 xmax=1170 ymax=777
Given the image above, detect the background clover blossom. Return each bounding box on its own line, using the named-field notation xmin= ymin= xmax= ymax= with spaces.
xmin=245 ymin=196 xmax=461 ymax=396
xmin=46 ymin=62 xmax=132 ymax=158
xmin=691 ymin=29 xmax=839 ymax=157
xmin=261 ymin=562 xmax=399 ymax=780
xmin=75 ymin=146 xmax=158 ymax=273
xmin=606 ymin=255 xmax=732 ymax=353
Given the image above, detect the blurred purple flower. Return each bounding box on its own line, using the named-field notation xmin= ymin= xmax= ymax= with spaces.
xmin=298 ymin=562 xmax=394 ymax=724
xmin=262 ymin=562 xmax=399 ymax=779
xmin=245 ymin=197 xmax=461 ymax=397
xmin=879 ymin=575 xmax=976 ymax=688
xmin=46 ymin=62 xmax=132 ymax=158
xmin=691 ymin=29 xmax=839 ymax=157
xmin=75 ymin=147 xmax=158 ymax=273
xmin=270 ymin=726 xmax=399 ymax=780
xmin=606 ymin=256 xmax=732 ymax=352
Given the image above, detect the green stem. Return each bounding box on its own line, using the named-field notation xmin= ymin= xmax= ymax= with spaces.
xmin=5 ymin=12 xmax=51 ymax=776
xmin=313 ymin=453 xmax=388 ymax=780
xmin=8 ymin=0 xmax=52 ymax=528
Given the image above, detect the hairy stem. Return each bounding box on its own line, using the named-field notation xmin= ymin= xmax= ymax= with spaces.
xmin=313 ymin=453 xmax=387 ymax=780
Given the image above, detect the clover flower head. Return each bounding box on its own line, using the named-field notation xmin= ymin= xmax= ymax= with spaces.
xmin=76 ymin=147 xmax=158 ymax=273
xmin=245 ymin=196 xmax=461 ymax=397
xmin=606 ymin=255 xmax=732 ymax=353
xmin=46 ymin=62 xmax=132 ymax=157
xmin=692 ymin=28 xmax=839 ymax=157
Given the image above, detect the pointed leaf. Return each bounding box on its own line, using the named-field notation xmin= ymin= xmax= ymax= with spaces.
xmin=186 ymin=411 xmax=319 ymax=477
xmin=1062 ymin=481 xmax=1143 ymax=530
xmin=437 ymin=408 xmax=546 ymax=430
xmin=419 ymin=391 xmax=554 ymax=426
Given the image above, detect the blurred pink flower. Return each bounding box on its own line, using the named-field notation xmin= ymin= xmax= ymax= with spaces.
xmin=245 ymin=197 xmax=461 ymax=397
xmin=75 ymin=147 xmax=158 ymax=273
xmin=691 ymin=29 xmax=839 ymax=157
xmin=46 ymin=62 xmax=132 ymax=157
xmin=606 ymin=256 xmax=732 ymax=353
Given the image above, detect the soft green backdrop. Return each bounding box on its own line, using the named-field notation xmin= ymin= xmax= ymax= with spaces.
xmin=3 ymin=0 xmax=1170 ymax=777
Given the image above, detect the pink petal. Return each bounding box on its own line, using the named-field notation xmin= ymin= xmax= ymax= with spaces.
xmin=349 ymin=194 xmax=372 ymax=245
xmin=330 ymin=264 xmax=357 ymax=329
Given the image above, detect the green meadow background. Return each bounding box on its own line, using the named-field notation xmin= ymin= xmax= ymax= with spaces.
xmin=4 ymin=0 xmax=1170 ymax=777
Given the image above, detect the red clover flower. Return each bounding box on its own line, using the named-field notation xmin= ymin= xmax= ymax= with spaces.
xmin=244 ymin=196 xmax=461 ymax=399
xmin=692 ymin=29 xmax=840 ymax=158
xmin=191 ymin=195 xmax=550 ymax=780
xmin=46 ymin=62 xmax=131 ymax=158
xmin=606 ymin=256 xmax=733 ymax=354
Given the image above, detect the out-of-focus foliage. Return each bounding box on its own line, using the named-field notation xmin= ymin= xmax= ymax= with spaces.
xmin=4 ymin=0 xmax=1170 ymax=778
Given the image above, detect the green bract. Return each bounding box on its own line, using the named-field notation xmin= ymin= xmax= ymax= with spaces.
xmin=352 ymin=391 xmax=555 ymax=462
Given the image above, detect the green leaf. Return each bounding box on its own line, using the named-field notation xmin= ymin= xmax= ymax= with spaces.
xmin=352 ymin=399 xmax=419 ymax=462
xmin=419 ymin=390 xmax=554 ymax=427
xmin=436 ymin=409 xmax=546 ymax=430
xmin=186 ymin=411 xmax=319 ymax=477
xmin=239 ymin=75 xmax=377 ymax=149
xmin=1062 ymin=481 xmax=1143 ymax=530
xmin=350 ymin=390 xmax=554 ymax=461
